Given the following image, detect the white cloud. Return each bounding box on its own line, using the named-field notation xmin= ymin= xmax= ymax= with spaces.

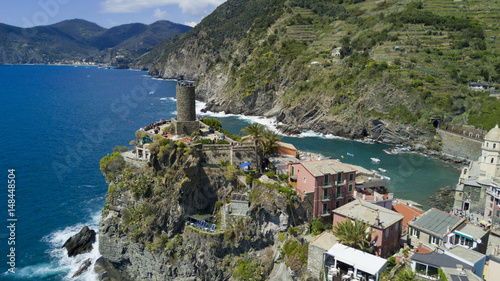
xmin=184 ymin=21 xmax=198 ymax=27
xmin=101 ymin=0 xmax=226 ymax=16
xmin=153 ymin=8 xmax=167 ymax=19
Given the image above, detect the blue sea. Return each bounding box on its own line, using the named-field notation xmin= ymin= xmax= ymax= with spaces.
xmin=0 ymin=65 xmax=460 ymax=280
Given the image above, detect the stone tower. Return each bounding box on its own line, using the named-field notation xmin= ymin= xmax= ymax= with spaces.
xmin=480 ymin=124 xmax=500 ymax=181
xmin=171 ymin=82 xmax=199 ymax=135
xmin=176 ymin=84 xmax=196 ymax=122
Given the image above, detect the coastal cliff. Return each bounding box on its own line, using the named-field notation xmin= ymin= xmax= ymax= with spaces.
xmin=139 ymin=0 xmax=500 ymax=146
xmin=97 ymin=140 xmax=307 ymax=280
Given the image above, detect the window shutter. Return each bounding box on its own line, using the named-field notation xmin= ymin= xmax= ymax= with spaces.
xmin=417 ymin=229 xmax=420 ymax=239
xmin=428 ymin=234 xmax=432 ymax=243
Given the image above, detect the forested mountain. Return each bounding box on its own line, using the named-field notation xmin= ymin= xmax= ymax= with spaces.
xmin=140 ymin=0 xmax=500 ymax=145
xmin=0 ymin=19 xmax=191 ymax=66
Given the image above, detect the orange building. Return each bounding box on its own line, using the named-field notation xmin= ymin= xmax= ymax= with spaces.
xmin=275 ymin=141 xmax=297 ymax=157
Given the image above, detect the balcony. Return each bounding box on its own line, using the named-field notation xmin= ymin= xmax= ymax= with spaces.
xmin=321 ymin=211 xmax=331 ymax=217
xmin=487 ymin=188 xmax=500 ymax=199
xmin=322 ymin=196 xmax=332 ymax=202
xmin=335 ymin=180 xmax=347 ymax=186
xmin=336 ymin=193 xmax=344 ymax=200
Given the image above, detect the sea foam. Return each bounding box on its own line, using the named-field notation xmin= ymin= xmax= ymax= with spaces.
xmin=14 ymin=212 xmax=101 ymax=281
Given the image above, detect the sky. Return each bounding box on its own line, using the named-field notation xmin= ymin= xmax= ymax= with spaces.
xmin=0 ymin=0 xmax=226 ymax=28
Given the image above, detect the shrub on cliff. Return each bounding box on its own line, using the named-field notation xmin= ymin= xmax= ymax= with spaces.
xmin=113 ymin=145 xmax=129 ymax=152
xmin=311 ymin=218 xmax=325 ymax=235
xmin=281 ymin=239 xmax=308 ymax=272
xmin=234 ymin=258 xmax=265 ymax=281
xmin=100 ymin=152 xmax=125 ymax=181
xmin=130 ymin=174 xmax=152 ymax=197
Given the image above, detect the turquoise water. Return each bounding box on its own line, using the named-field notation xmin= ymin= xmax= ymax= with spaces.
xmin=0 ymin=65 xmax=459 ymax=280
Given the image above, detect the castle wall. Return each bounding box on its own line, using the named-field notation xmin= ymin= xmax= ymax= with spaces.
xmin=437 ymin=129 xmax=482 ymax=160
xmin=202 ymin=144 xmax=255 ymax=166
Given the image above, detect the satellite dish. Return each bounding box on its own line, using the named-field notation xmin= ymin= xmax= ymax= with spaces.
xmin=477 ymin=238 xmax=482 ymax=244
xmin=372 ymin=240 xmax=377 ymax=246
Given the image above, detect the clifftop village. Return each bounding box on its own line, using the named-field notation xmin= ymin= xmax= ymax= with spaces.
xmin=124 ymin=83 xmax=500 ymax=281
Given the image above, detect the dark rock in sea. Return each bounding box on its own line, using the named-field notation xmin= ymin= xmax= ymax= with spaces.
xmin=72 ymin=258 xmax=92 ymax=278
xmin=427 ymin=185 xmax=455 ymax=212
xmin=62 ymin=226 xmax=96 ymax=257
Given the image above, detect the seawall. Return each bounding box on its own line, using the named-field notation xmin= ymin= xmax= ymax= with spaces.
xmin=437 ymin=129 xmax=482 ymax=160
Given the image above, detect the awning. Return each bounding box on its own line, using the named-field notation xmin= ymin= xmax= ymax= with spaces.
xmin=454 ymin=231 xmax=473 ymax=240
xmin=239 ymin=162 xmax=251 ymax=168
xmin=326 ymin=244 xmax=387 ymax=276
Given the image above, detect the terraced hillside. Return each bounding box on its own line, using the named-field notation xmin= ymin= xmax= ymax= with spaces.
xmin=144 ymin=0 xmax=500 ymax=144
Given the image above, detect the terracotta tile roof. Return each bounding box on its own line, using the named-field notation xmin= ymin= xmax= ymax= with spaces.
xmin=393 ymin=203 xmax=424 ymax=230
xmin=414 ymin=243 xmax=433 ymax=254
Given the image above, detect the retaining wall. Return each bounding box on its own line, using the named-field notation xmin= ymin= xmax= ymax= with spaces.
xmin=437 ymin=129 xmax=482 ymax=160
xmin=202 ymin=144 xmax=255 ymax=166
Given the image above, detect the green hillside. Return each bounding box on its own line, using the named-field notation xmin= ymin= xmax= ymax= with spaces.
xmin=145 ymin=0 xmax=500 ymax=140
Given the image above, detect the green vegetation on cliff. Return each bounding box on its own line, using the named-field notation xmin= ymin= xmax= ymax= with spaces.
xmin=98 ymin=129 xmax=310 ymax=279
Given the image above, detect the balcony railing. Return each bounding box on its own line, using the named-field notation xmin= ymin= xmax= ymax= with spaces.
xmin=321 ymin=183 xmax=333 ymax=188
xmin=487 ymin=189 xmax=500 ymax=199
xmin=336 ymin=193 xmax=344 ymax=199
xmin=335 ymin=180 xmax=347 ymax=186
xmin=321 ymin=196 xmax=332 ymax=202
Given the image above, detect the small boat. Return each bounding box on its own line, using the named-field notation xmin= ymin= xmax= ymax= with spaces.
xmin=383 ymin=175 xmax=391 ymax=180
xmin=378 ymin=168 xmax=387 ymax=173
xmin=149 ymin=91 xmax=155 ymax=95
xmin=370 ymin=157 xmax=381 ymax=163
xmin=347 ymin=152 xmax=354 ymax=157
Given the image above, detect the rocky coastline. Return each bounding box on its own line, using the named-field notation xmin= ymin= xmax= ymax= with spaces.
xmin=93 ymin=136 xmax=312 ymax=281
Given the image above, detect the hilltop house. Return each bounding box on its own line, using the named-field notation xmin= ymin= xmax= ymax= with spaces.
xmin=452 ymin=223 xmax=489 ymax=253
xmin=307 ymin=232 xmax=340 ymax=279
xmin=324 ymin=244 xmax=387 ymax=281
xmin=410 ymin=246 xmax=486 ymax=280
xmin=408 ymin=208 xmax=464 ymax=249
xmin=288 ymin=159 xmax=357 ymax=218
xmin=333 ymin=199 xmax=404 ymax=257
xmin=407 ymin=208 xmax=488 ymax=252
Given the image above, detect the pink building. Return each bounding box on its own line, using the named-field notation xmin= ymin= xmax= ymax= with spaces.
xmin=333 ymin=199 xmax=404 ymax=257
xmin=288 ymin=159 xmax=357 ymax=218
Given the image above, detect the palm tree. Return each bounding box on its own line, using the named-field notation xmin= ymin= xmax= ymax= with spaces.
xmin=394 ymin=268 xmax=417 ymax=281
xmin=262 ymin=129 xmax=281 ymax=157
xmin=333 ymin=218 xmax=375 ymax=252
xmin=240 ymin=123 xmax=265 ymax=168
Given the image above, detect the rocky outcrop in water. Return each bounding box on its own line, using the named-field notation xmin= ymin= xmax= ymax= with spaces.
xmin=62 ymin=226 xmax=96 ymax=257
xmin=72 ymin=258 xmax=92 ymax=278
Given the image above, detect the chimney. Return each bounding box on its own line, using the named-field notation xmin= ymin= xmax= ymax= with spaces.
xmin=375 ymin=212 xmax=381 ymax=226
